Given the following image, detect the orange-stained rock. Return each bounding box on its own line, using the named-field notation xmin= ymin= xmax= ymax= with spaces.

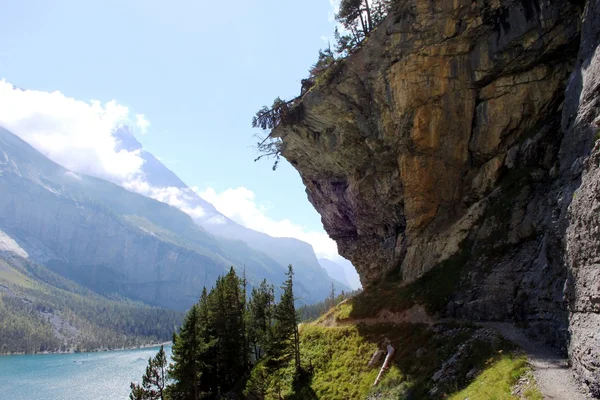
xmin=273 ymin=0 xmax=579 ymax=286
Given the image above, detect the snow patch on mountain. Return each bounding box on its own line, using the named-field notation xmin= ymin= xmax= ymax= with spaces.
xmin=0 ymin=229 xmax=29 ymax=258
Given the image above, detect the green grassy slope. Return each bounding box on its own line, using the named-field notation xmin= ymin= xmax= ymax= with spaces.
xmin=257 ymin=301 xmax=542 ymax=399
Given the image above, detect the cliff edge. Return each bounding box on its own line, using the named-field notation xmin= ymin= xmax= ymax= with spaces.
xmin=270 ymin=0 xmax=600 ymax=395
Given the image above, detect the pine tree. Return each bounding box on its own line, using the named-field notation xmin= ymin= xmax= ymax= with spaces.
xmin=247 ymin=279 xmax=275 ymax=361
xmin=208 ymin=268 xmax=248 ymax=393
xmin=334 ymin=0 xmax=391 ymax=54
xmin=196 ymin=287 xmax=217 ymax=396
xmin=167 ymin=305 xmax=204 ymax=400
xmin=129 ymin=345 xmax=168 ymax=400
xmin=270 ymin=265 xmax=300 ymax=372
xmin=329 ymin=282 xmax=336 ymax=310
xmin=129 ymin=383 xmax=146 ymax=400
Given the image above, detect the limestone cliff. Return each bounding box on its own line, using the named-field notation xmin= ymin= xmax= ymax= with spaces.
xmin=564 ymin=0 xmax=600 ymax=393
xmin=270 ymin=0 xmax=600 ymax=395
xmin=276 ymin=0 xmax=579 ymax=284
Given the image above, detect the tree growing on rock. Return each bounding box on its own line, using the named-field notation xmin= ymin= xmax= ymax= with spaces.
xmin=334 ymin=0 xmax=391 ymax=54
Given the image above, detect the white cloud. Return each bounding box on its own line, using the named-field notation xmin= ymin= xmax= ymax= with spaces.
xmin=199 ymin=186 xmax=340 ymax=259
xmin=124 ymin=179 xmax=206 ymax=219
xmin=135 ymin=114 xmax=150 ymax=134
xmin=0 ymin=79 xmax=342 ymax=260
xmin=0 ymin=79 xmax=145 ymax=182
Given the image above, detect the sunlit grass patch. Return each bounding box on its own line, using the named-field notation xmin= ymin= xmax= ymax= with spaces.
xmin=448 ymin=353 xmax=542 ymax=400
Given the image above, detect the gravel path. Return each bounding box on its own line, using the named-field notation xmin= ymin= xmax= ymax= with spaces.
xmin=480 ymin=322 xmax=592 ymax=400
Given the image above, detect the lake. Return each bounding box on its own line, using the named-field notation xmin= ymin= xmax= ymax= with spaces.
xmin=0 ymin=345 xmax=171 ymax=400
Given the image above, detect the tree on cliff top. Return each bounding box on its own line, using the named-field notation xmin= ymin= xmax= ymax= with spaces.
xmin=334 ymin=0 xmax=391 ymax=54
xmin=252 ymin=1 xmax=392 ymax=171
xmin=252 ymin=97 xmax=302 ymax=170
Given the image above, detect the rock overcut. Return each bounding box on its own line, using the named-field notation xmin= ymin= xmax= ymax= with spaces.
xmin=271 ymin=0 xmax=600 ymax=395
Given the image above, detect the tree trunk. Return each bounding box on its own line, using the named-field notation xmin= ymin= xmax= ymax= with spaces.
xmin=359 ymin=13 xmax=367 ymax=36
xmin=160 ymin=363 xmax=165 ymax=400
xmin=294 ymin=324 xmax=301 ymax=372
xmin=364 ymin=0 xmax=373 ymax=32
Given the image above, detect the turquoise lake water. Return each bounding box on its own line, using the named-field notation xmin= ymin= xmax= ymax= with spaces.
xmin=0 ymin=345 xmax=171 ymax=400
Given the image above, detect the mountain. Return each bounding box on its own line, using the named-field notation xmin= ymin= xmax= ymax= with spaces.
xmin=334 ymin=258 xmax=362 ymax=290
xmin=113 ymin=127 xmax=352 ymax=300
xmin=0 ymin=241 xmax=182 ymax=353
xmin=318 ymin=258 xmax=349 ymax=287
xmin=318 ymin=258 xmax=361 ymax=290
xmin=0 ymin=126 xmax=343 ymax=311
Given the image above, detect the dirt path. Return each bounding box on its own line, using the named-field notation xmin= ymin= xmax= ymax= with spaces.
xmin=320 ymin=303 xmax=592 ymax=399
xmin=320 ymin=304 xmax=435 ymax=327
xmin=480 ymin=322 xmax=592 ymax=400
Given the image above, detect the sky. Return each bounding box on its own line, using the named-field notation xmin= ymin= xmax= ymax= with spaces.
xmin=0 ymin=0 xmax=346 ymax=259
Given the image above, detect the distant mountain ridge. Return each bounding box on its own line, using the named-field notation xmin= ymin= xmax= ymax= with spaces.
xmin=112 ymin=127 xmax=352 ymax=299
xmin=0 ymin=126 xmax=348 ymax=311
xmin=318 ymin=258 xmax=362 ymax=290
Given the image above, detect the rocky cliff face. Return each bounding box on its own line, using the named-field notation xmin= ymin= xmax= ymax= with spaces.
xmin=564 ymin=0 xmax=600 ymax=394
xmin=276 ymin=0 xmax=579 ymax=284
xmin=272 ymin=0 xmax=600 ymax=395
xmin=568 ymin=144 xmax=600 ymax=396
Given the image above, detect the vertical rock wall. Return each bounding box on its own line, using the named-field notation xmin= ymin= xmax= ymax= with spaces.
xmin=271 ymin=0 xmax=600 ymax=395
xmin=564 ymin=0 xmax=600 ymax=395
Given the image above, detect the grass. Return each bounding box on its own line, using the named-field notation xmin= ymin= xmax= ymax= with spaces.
xmin=299 ymin=324 xmax=389 ymax=399
xmin=0 ymin=258 xmax=35 ymax=289
xmin=449 ymin=354 xmax=542 ymax=400
xmin=258 ymin=317 xmax=538 ymax=399
xmin=257 ymin=233 xmax=542 ymax=399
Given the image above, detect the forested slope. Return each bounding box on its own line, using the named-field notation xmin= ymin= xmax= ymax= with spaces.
xmin=0 ymin=253 xmax=182 ymax=354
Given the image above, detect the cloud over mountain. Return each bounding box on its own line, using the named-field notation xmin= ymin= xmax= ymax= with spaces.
xmin=199 ymin=186 xmax=339 ymax=259
xmin=0 ymin=80 xmax=145 ymax=182
xmin=0 ymin=79 xmax=342 ymax=260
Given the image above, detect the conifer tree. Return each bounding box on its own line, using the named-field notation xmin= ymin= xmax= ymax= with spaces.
xmin=129 ymin=383 xmax=147 ymax=400
xmin=270 ymin=265 xmax=300 ymax=372
xmin=247 ymin=279 xmax=275 ymax=361
xmin=196 ymin=287 xmax=217 ymax=395
xmin=334 ymin=0 xmax=391 ymax=54
xmin=329 ymin=282 xmax=336 ymax=310
xmin=129 ymin=345 xmax=168 ymax=400
xmin=208 ymin=268 xmax=248 ymax=392
xmin=167 ymin=305 xmax=204 ymax=400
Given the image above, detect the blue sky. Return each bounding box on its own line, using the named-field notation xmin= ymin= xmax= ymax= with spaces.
xmin=0 ymin=0 xmax=344 ymax=258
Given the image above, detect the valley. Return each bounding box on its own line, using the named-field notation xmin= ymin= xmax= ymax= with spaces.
xmin=2 ymin=0 xmax=600 ymax=398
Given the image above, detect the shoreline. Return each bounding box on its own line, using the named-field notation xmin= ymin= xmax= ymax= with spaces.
xmin=0 ymin=341 xmax=172 ymax=356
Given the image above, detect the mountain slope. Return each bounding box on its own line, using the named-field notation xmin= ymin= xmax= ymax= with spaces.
xmin=318 ymin=258 xmax=361 ymax=290
xmin=0 ymin=126 xmax=328 ymax=309
xmin=0 ymin=247 xmax=182 ymax=354
xmin=318 ymin=258 xmax=351 ymax=288
xmin=113 ymin=127 xmax=352 ymax=299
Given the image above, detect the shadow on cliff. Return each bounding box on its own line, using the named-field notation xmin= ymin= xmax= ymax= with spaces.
xmin=308 ymin=240 xmax=535 ymax=398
